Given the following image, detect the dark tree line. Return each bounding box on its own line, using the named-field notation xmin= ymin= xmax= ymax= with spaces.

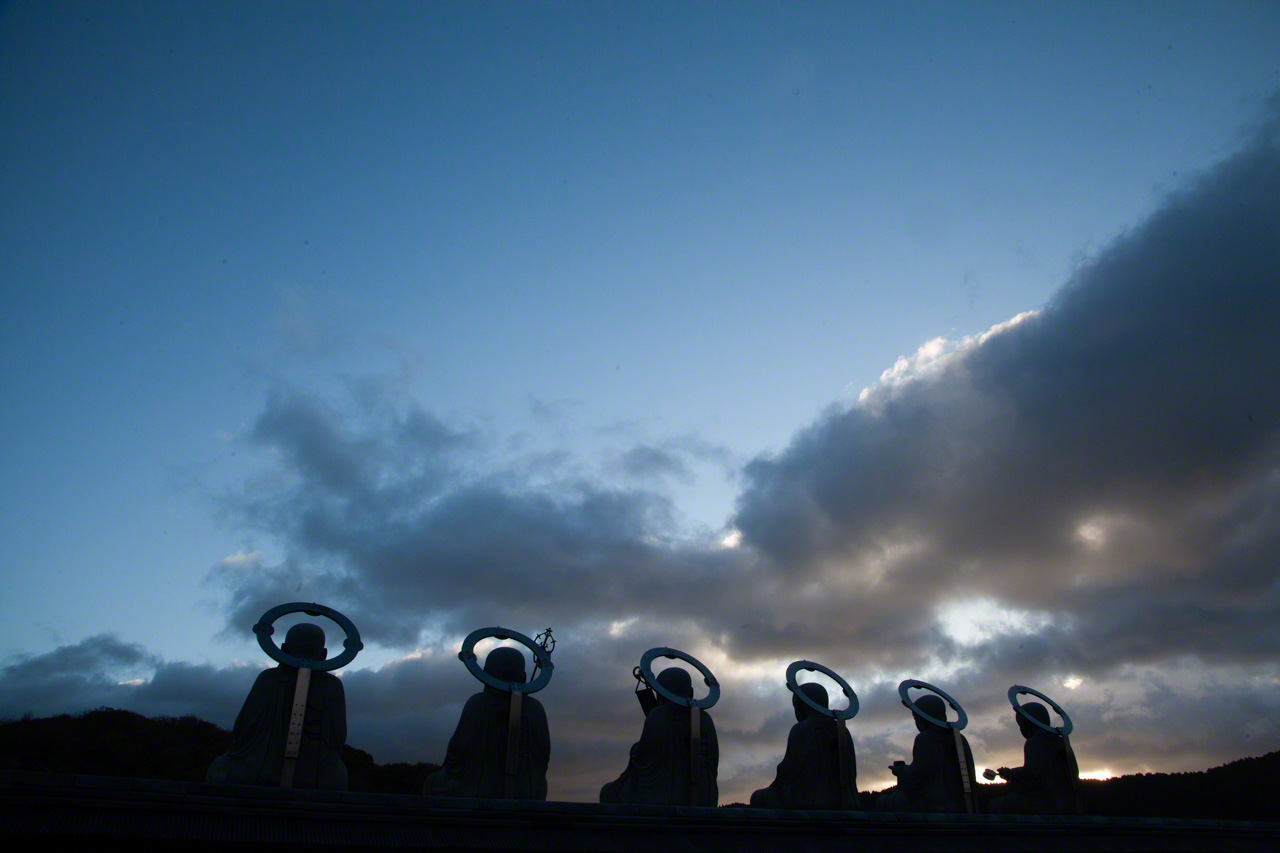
xmin=2 ymin=708 xmax=1276 ymax=818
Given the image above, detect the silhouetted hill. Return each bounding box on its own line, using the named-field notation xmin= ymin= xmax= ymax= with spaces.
xmin=0 ymin=708 xmax=438 ymax=794
xmin=1071 ymin=750 xmax=1280 ymax=821
xmin=959 ymin=750 xmax=1279 ymax=820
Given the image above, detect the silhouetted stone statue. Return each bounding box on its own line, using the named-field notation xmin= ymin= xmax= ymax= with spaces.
xmin=750 ymin=682 xmax=858 ymax=810
xmin=423 ymin=647 xmax=550 ymax=799
xmin=206 ymin=623 xmax=348 ymax=789
xmin=599 ymin=668 xmax=719 ymax=806
xmin=875 ymin=695 xmax=977 ymax=813
xmin=989 ymin=701 xmax=1081 ymax=814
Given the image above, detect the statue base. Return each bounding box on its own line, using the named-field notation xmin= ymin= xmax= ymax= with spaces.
xmin=3 ymin=770 xmax=1276 ymax=851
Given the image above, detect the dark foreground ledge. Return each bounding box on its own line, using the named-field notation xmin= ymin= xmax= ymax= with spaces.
xmin=3 ymin=771 xmax=1277 ymax=852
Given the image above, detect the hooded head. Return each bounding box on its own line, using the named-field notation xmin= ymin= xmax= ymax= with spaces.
xmin=281 ymin=623 xmax=327 ymax=661
xmin=793 ymin=682 xmax=829 ymax=722
xmin=655 ymin=667 xmax=693 ymax=704
xmin=483 ymin=647 xmax=527 ymax=690
xmin=1017 ymin=701 xmax=1052 ymax=738
xmin=912 ymin=694 xmax=947 ymax=731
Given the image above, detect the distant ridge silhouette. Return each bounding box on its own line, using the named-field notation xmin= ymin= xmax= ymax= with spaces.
xmin=1 ymin=708 xmax=1275 ymax=819
xmin=0 ymin=708 xmax=438 ymax=794
xmin=1071 ymin=751 xmax=1280 ymax=821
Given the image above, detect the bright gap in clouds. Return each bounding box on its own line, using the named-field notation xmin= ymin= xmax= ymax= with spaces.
xmin=607 ymin=617 xmax=638 ymax=637
xmin=936 ymin=598 xmax=1053 ymax=646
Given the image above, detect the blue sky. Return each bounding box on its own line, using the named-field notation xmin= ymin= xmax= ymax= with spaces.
xmin=3 ymin=1 xmax=1280 ymax=801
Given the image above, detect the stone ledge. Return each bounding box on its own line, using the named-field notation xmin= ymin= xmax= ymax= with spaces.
xmin=3 ymin=771 xmax=1277 ymax=852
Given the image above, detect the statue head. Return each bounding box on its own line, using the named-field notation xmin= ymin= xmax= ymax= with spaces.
xmin=483 ymin=647 xmax=527 ymax=690
xmin=1017 ymin=701 xmax=1051 ymax=738
xmin=655 ymin=667 xmax=693 ymax=704
xmin=281 ymin=623 xmax=327 ymax=662
xmin=912 ymin=694 xmax=947 ymax=731
xmin=793 ymin=682 xmax=829 ymax=722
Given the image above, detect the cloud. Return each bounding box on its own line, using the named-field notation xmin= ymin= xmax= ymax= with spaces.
xmin=15 ymin=113 xmax=1280 ymax=803
xmin=0 ymin=635 xmax=244 ymax=723
xmin=611 ymin=444 xmax=693 ymax=482
xmin=732 ymin=121 xmax=1280 ymax=673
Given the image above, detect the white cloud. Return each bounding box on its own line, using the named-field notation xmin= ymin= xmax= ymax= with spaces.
xmin=937 ymin=598 xmax=1052 ymax=646
xmin=218 ymin=550 xmax=262 ymax=568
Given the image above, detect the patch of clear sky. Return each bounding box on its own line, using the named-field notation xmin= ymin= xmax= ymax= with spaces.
xmin=1 ymin=0 xmax=1279 ymax=666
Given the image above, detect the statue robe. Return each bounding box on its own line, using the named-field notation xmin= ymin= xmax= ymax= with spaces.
xmin=876 ymin=726 xmax=977 ymax=813
xmin=750 ymin=714 xmax=857 ymax=810
xmin=989 ymin=731 xmax=1080 ymax=814
xmin=423 ymin=673 xmax=550 ymax=799
xmin=599 ymin=702 xmax=719 ymax=806
xmin=206 ymin=665 xmax=348 ymax=790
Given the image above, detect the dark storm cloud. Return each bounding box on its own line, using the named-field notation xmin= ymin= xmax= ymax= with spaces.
xmin=217 ymin=467 xmax=748 ymax=648
xmin=731 ymin=123 xmax=1280 ymax=671
xmin=216 ymin=382 xmax=760 ymax=648
xmin=1 ymin=633 xmax=153 ymax=680
xmin=0 ymin=635 xmax=244 ymax=723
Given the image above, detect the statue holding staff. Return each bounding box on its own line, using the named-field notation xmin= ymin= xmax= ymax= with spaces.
xmin=600 ymin=647 xmax=719 ymax=806
xmin=206 ymin=602 xmax=361 ymax=790
xmin=423 ymin=627 xmax=553 ymax=800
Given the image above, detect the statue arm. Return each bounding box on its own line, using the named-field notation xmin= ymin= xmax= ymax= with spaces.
xmin=329 ymin=675 xmax=347 ymax=747
xmin=608 ymin=705 xmax=665 ymax=794
xmin=703 ymin=711 xmax=719 ymax=803
xmin=528 ymin=697 xmax=551 ymax=774
xmin=230 ymin=675 xmax=259 ymax=737
xmin=635 ymin=687 xmax=658 ymax=717
xmin=442 ymin=694 xmax=484 ymax=773
xmin=621 ymin=707 xmax=663 ymax=773
xmin=704 ymin=711 xmax=718 ymax=776
xmin=896 ymin=732 xmax=936 ymax=795
xmin=961 ymin=734 xmax=979 ymax=793
xmin=1014 ymin=737 xmax=1055 ymax=796
xmin=1001 ymin=764 xmax=1028 ymax=785
xmin=771 ymin=724 xmax=809 ymax=786
xmin=843 ymin=726 xmax=858 ymax=793
xmin=231 ymin=669 xmax=276 ymax=741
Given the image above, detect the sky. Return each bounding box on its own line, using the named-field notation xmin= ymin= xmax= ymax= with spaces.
xmin=2 ymin=0 xmax=1279 ymax=804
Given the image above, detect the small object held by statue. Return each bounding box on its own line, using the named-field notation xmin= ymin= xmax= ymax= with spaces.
xmin=632 ymin=665 xmax=658 ymax=716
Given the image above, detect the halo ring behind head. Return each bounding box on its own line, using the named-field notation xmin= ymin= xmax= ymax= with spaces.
xmin=638 ymin=647 xmax=720 ymax=709
xmin=459 ymin=626 xmax=554 ymax=694
xmin=1008 ymin=684 xmax=1073 ymax=735
xmin=253 ymin=602 xmax=364 ymax=672
xmin=785 ymin=660 xmax=859 ymax=720
xmin=898 ymin=678 xmax=968 ymax=730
